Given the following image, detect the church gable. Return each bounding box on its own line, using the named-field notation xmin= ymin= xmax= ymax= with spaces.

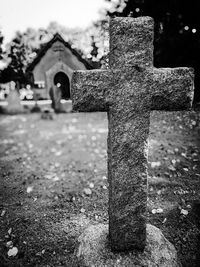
xmin=28 ymin=34 xmax=92 ymax=83
xmin=32 ymin=40 xmax=88 ymax=82
xmin=26 ymin=33 xmax=93 ymax=100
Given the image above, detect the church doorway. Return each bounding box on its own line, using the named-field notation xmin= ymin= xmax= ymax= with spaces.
xmin=54 ymin=72 xmax=70 ymax=99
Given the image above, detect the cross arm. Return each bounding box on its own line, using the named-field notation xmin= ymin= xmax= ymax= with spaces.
xmin=151 ymin=67 xmax=194 ymax=111
xmin=71 ymin=69 xmax=111 ymax=112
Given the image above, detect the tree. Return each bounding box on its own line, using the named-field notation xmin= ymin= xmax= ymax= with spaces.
xmin=8 ymin=33 xmax=29 ymax=85
xmin=0 ymin=31 xmax=3 ymax=60
xmin=1 ymin=19 xmax=109 ymax=85
xmin=2 ymin=29 xmax=41 ymax=86
xmin=2 ymin=23 xmax=97 ymax=86
xmin=0 ymin=31 xmax=13 ymax=84
xmin=103 ymin=0 xmax=200 ymax=102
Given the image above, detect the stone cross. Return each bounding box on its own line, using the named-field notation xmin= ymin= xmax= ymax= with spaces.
xmin=71 ymin=17 xmax=194 ymax=252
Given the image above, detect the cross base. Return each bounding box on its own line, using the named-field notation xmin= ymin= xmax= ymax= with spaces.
xmin=75 ymin=223 xmax=180 ymax=267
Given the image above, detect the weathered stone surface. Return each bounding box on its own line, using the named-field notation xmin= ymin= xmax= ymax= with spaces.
xmin=76 ymin=223 xmax=180 ymax=267
xmin=109 ymin=17 xmax=154 ymax=69
xmin=151 ymin=67 xmax=194 ymax=110
xmin=72 ymin=70 xmax=111 ymax=112
xmin=71 ymin=16 xmax=194 ymax=252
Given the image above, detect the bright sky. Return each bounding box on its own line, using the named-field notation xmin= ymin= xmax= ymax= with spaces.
xmin=0 ymin=0 xmax=110 ymax=44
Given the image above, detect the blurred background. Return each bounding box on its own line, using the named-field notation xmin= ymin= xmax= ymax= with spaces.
xmin=0 ymin=0 xmax=199 ymax=104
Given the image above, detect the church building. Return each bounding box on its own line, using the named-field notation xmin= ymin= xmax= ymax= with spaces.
xmin=27 ymin=33 xmax=93 ymax=100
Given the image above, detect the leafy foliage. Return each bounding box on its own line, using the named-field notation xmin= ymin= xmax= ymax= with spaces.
xmin=0 ymin=31 xmax=3 ymax=60
xmin=1 ymin=29 xmax=41 ymax=85
xmin=103 ymin=0 xmax=200 ymax=102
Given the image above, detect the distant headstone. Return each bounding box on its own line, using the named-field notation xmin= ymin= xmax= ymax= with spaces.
xmin=72 ymin=16 xmax=194 ymax=253
xmin=6 ymin=89 xmax=23 ymax=114
xmin=49 ymin=85 xmax=64 ymax=113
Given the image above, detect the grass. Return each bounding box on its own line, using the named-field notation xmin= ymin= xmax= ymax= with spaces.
xmin=0 ymin=110 xmax=200 ymax=266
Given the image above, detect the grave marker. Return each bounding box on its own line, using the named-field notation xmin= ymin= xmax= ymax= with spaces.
xmin=49 ymin=84 xmax=63 ymax=112
xmin=71 ymin=17 xmax=194 ymax=252
xmin=6 ymin=83 xmax=23 ymax=114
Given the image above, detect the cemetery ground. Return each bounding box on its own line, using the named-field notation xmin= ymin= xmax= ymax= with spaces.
xmin=0 ymin=109 xmax=200 ymax=267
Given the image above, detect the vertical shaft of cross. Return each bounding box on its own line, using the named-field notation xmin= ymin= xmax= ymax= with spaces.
xmin=109 ymin=17 xmax=154 ymax=69
xmin=107 ymin=103 xmax=150 ymax=251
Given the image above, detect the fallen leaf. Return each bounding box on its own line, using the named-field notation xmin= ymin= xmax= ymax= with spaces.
xmin=55 ymin=151 xmax=62 ymax=156
xmin=180 ymin=209 xmax=188 ymax=216
xmin=1 ymin=210 xmax=6 ymax=217
xmin=54 ymin=162 xmax=60 ymax=168
xmin=151 ymin=162 xmax=161 ymax=168
xmin=89 ymin=182 xmax=94 ymax=188
xmin=8 ymin=228 xmax=12 ymax=235
xmin=157 ymin=190 xmax=162 ymax=195
xmin=53 ymin=176 xmax=60 ymax=182
xmin=152 ymin=208 xmax=163 ymax=214
xmin=191 ymin=120 xmax=197 ymax=126
xmin=168 ymin=165 xmax=176 ymax=171
xmin=171 ymin=159 xmax=176 ymax=165
xmin=181 ymin=153 xmax=187 ymax=158
xmin=27 ymin=186 xmax=33 ymax=193
xmin=6 ymin=241 xmax=13 ymax=248
xmin=156 ymin=208 xmax=163 ymax=213
xmin=8 ymin=247 xmax=18 ymax=257
xmin=167 ymin=149 xmax=174 ymax=154
xmin=83 ymin=188 xmax=92 ymax=195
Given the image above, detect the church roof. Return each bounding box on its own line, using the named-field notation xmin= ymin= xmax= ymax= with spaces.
xmin=27 ymin=33 xmax=93 ymax=72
